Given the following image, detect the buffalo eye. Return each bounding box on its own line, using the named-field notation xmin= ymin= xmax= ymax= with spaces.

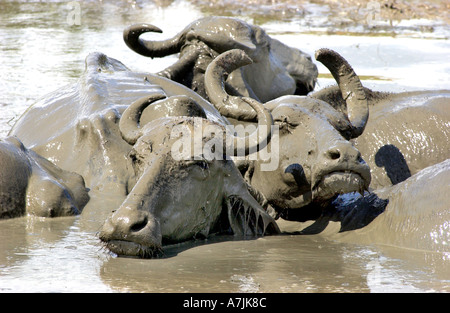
xmin=195 ymin=160 xmax=209 ymax=170
xmin=129 ymin=151 xmax=138 ymax=163
xmin=128 ymin=149 xmax=144 ymax=174
xmin=275 ymin=116 xmax=297 ymax=134
xmin=274 ymin=119 xmax=288 ymax=132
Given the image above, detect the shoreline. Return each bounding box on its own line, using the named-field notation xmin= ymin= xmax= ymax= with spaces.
xmin=191 ymin=0 xmax=450 ymax=34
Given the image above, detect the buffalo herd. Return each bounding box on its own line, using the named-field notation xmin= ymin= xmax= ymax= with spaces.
xmin=1 ymin=17 xmax=449 ymax=257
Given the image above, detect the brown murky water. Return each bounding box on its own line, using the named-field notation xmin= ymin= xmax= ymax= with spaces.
xmin=0 ymin=0 xmax=449 ymax=292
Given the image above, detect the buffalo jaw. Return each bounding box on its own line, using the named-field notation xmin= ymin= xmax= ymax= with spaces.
xmin=311 ymin=167 xmax=371 ymax=202
xmin=270 ymin=162 xmax=371 ymax=213
xmin=99 ymin=207 xmax=164 ymax=258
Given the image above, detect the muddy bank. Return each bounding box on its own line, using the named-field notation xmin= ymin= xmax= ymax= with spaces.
xmin=192 ymin=0 xmax=449 ymax=34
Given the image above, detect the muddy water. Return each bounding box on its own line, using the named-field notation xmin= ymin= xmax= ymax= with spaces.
xmin=0 ymin=1 xmax=449 ymax=292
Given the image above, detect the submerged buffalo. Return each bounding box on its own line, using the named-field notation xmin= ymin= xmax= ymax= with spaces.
xmin=312 ymin=86 xmax=450 ymax=189
xmin=296 ymin=159 xmax=450 ymax=254
xmin=99 ymin=91 xmax=279 ymax=257
xmin=204 ymin=48 xmax=372 ymax=222
xmin=0 ymin=136 xmax=89 ymax=219
xmin=124 ymin=16 xmax=318 ymax=113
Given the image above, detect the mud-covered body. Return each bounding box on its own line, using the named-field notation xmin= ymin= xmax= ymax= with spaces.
xmin=0 ymin=136 xmax=89 ymax=219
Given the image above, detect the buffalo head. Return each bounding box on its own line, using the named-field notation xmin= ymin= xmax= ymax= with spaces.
xmin=204 ymin=48 xmax=371 ymax=222
xmin=0 ymin=137 xmax=89 ymax=218
xmin=123 ymin=16 xmax=318 ymax=106
xmin=99 ymin=89 xmax=279 ymax=258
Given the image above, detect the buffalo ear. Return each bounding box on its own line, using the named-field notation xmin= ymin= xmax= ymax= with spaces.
xmin=224 ymin=194 xmax=279 ymax=237
xmin=233 ymin=159 xmax=253 ymax=181
xmin=310 ymin=85 xmax=347 ymax=112
xmin=220 ymin=163 xmax=279 ymax=236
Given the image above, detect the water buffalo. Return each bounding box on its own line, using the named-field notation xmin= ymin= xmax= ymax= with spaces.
xmin=99 ymin=87 xmax=279 ymax=258
xmin=204 ymin=48 xmax=372 ymax=222
xmin=0 ymin=136 xmax=89 ymax=219
xmin=123 ymin=16 xmax=318 ymax=113
xmin=312 ymin=86 xmax=450 ymax=189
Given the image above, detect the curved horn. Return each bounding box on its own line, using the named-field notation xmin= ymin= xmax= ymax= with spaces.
xmin=315 ymin=48 xmax=369 ymax=138
xmin=205 ymin=49 xmax=258 ymax=121
xmin=123 ymin=23 xmax=184 ymax=58
xmin=205 ymin=49 xmax=273 ymax=156
xmin=157 ymin=46 xmax=202 ymax=81
xmin=119 ymin=94 xmax=166 ymax=145
xmin=228 ymin=96 xmax=273 ymax=157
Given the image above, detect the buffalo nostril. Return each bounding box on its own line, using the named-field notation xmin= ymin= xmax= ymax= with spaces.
xmin=284 ymin=163 xmax=308 ymax=186
xmin=357 ymin=152 xmax=363 ymax=162
xmin=130 ymin=217 xmax=148 ymax=232
xmin=327 ymin=150 xmax=341 ymax=160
